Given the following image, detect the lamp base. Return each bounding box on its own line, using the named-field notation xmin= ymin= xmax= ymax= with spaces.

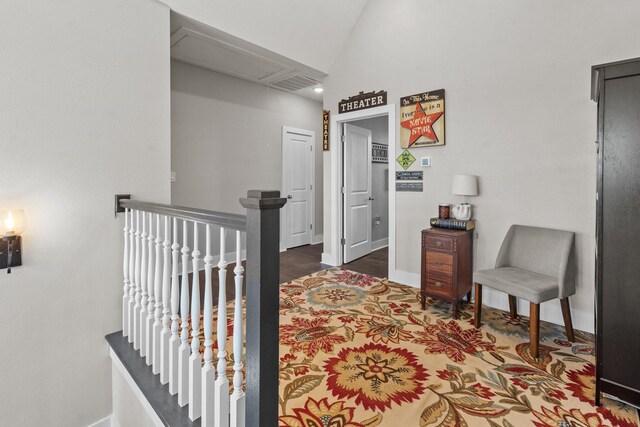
xmin=1 ymin=236 xmax=22 ymax=273
xmin=452 ymin=203 xmax=472 ymax=221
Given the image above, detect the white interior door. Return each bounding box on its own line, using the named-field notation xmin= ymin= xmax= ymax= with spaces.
xmin=343 ymin=123 xmax=372 ymax=263
xmin=283 ymin=127 xmax=314 ymax=249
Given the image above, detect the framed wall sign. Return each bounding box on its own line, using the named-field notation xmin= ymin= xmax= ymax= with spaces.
xmin=396 ymin=171 xmax=423 ymax=181
xmin=396 ymin=182 xmax=423 ymax=192
xmin=338 ymin=90 xmax=387 ymax=114
xmin=400 ymin=89 xmax=445 ymax=148
xmin=372 ymin=142 xmax=388 ymax=163
xmin=322 ymin=110 xmax=330 ymax=151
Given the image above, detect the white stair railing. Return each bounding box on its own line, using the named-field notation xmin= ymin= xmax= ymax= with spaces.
xmin=178 ymin=219 xmax=191 ymax=407
xmin=145 ymin=212 xmax=155 ymax=365
xmin=201 ymin=224 xmax=215 ymax=427
xmin=133 ymin=210 xmax=142 ymax=350
xmin=230 ymin=229 xmax=246 ymax=427
xmin=152 ymin=214 xmax=163 ymax=374
xmin=160 ymin=215 xmax=172 ymax=384
xmin=139 ymin=212 xmax=148 ymax=357
xmin=169 ymin=217 xmax=181 ymax=394
xmin=122 ymin=208 xmax=130 ymax=337
xmin=127 ymin=209 xmax=135 ymax=344
xmin=117 ymin=192 xmax=284 ymax=427
xmin=214 ymin=227 xmax=230 ymax=427
xmin=189 ymin=222 xmax=202 ymax=420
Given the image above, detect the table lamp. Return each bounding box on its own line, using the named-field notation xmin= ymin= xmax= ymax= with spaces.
xmin=451 ymin=175 xmax=478 ymax=220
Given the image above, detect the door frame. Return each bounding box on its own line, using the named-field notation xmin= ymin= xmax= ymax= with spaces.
xmin=281 ymin=126 xmax=316 ymax=251
xmin=324 ymin=104 xmax=396 ymax=278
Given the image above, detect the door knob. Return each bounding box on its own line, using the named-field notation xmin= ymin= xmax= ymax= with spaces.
xmin=287 ymin=195 xmax=292 ymax=199
xmin=368 ymin=196 xmax=375 ymax=201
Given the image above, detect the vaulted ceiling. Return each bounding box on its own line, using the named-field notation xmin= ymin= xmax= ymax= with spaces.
xmin=162 ymin=0 xmax=370 ymax=74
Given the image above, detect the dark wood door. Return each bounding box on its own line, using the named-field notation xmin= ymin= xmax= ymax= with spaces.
xmin=601 ymin=72 xmax=640 ymax=399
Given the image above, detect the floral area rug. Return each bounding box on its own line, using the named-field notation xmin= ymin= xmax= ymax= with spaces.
xmin=272 ymin=268 xmax=639 ymax=427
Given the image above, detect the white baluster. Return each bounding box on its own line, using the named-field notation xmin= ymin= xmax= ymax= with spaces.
xmin=160 ymin=216 xmax=172 ymax=384
xmin=128 ymin=209 xmax=135 ymax=344
xmin=189 ymin=223 xmax=202 ymax=420
xmin=152 ymin=214 xmax=163 ymax=374
xmin=133 ymin=210 xmax=142 ymax=350
xmin=230 ymin=230 xmax=245 ymax=427
xmin=169 ymin=217 xmax=181 ymax=394
xmin=145 ymin=212 xmax=155 ymax=365
xmin=122 ymin=208 xmax=130 ymax=337
xmin=178 ymin=219 xmax=191 ymax=407
xmin=139 ymin=212 xmax=148 ymax=357
xmin=201 ymin=224 xmax=215 ymax=427
xmin=214 ymin=227 xmax=230 ymax=427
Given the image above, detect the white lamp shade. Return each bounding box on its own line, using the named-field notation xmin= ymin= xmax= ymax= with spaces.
xmin=451 ymin=175 xmax=478 ymax=196
xmin=0 ymin=209 xmax=27 ymax=237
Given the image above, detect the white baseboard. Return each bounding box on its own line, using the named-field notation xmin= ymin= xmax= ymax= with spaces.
xmin=388 ymin=268 xmax=594 ymax=333
xmin=87 ymin=415 xmax=114 ymax=427
xmin=389 ymin=269 xmax=420 ymax=288
xmin=312 ymin=234 xmax=324 ymax=245
xmin=371 ymin=238 xmax=388 ymax=251
xmin=480 ymin=288 xmax=594 ymax=333
xmin=321 ymin=252 xmax=338 ymax=266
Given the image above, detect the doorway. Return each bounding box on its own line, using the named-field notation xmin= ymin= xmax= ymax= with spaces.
xmin=342 ymin=117 xmax=390 ymax=264
xmin=282 ymin=126 xmax=315 ymax=249
xmin=338 ymin=112 xmax=392 ymax=272
xmin=325 ymin=104 xmax=396 ymax=279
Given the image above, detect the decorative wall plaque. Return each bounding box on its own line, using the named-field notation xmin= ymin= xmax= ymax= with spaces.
xmin=338 ymin=90 xmax=387 ymax=114
xmin=400 ymin=89 xmax=445 ymax=148
xmin=322 ymin=110 xmax=330 ymax=151
xmin=396 ymin=182 xmax=423 ymax=192
xmin=396 ymin=171 xmax=423 ymax=181
xmin=372 ymin=143 xmax=388 ymax=163
xmin=396 ymin=149 xmax=416 ymax=170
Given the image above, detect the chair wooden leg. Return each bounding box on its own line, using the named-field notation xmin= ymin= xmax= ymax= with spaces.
xmin=508 ymin=295 xmax=518 ymax=319
xmin=474 ymin=283 xmax=482 ymax=328
xmin=560 ymin=297 xmax=575 ymax=342
xmin=530 ymin=302 xmax=540 ymax=358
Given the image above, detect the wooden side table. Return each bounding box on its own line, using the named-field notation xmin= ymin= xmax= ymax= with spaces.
xmin=421 ymin=228 xmax=473 ymax=318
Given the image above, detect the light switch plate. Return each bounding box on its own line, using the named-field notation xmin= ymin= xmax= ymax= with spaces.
xmin=421 ymin=157 xmax=432 ymax=167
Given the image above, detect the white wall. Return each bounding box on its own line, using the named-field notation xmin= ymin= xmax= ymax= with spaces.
xmin=171 ymin=60 xmax=324 ymax=241
xmin=161 ymin=0 xmax=368 ymax=73
xmin=323 ymin=0 xmax=640 ymax=332
xmin=0 ymin=0 xmax=171 ymax=425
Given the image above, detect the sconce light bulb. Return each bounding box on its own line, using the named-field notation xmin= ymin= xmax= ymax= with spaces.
xmin=5 ymin=212 xmax=14 ymax=233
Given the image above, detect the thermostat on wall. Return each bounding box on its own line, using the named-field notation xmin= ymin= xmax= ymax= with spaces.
xmin=421 ymin=157 xmax=432 ymax=167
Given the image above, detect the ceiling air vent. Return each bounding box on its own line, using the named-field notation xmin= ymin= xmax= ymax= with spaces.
xmin=268 ymin=74 xmax=319 ymax=92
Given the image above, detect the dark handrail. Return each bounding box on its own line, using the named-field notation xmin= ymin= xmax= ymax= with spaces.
xmin=119 ymin=199 xmax=246 ymax=231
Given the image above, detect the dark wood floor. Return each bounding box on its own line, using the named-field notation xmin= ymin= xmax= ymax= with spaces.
xmin=280 ymin=243 xmax=388 ymax=282
xmin=194 ymin=244 xmax=388 ymax=305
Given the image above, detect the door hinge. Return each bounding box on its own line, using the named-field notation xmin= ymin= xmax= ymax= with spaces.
xmin=341 ymin=187 xmax=345 ymax=194
xmin=310 ymin=184 xmax=312 ymax=190
xmin=341 ymin=238 xmax=346 ymax=245
xmin=310 ymin=224 xmax=313 ymax=230
xmin=341 ymin=134 xmax=346 ymax=143
xmin=310 ymin=145 xmax=313 ymax=151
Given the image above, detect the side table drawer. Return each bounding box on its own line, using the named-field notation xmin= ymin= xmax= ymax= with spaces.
xmin=425 ymin=251 xmax=453 ymax=275
xmin=426 ymin=276 xmax=452 ymax=296
xmin=423 ymin=235 xmax=453 ymax=251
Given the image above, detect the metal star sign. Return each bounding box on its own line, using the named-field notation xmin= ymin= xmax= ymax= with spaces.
xmin=396 ymin=149 xmax=416 ymax=170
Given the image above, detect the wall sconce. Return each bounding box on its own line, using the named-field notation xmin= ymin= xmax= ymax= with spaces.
xmin=0 ymin=209 xmax=27 ymax=274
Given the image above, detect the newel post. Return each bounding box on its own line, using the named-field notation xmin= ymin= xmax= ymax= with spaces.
xmin=239 ymin=190 xmax=286 ymax=427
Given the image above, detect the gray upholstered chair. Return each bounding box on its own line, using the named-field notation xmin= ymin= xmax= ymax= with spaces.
xmin=473 ymin=225 xmax=576 ymax=358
